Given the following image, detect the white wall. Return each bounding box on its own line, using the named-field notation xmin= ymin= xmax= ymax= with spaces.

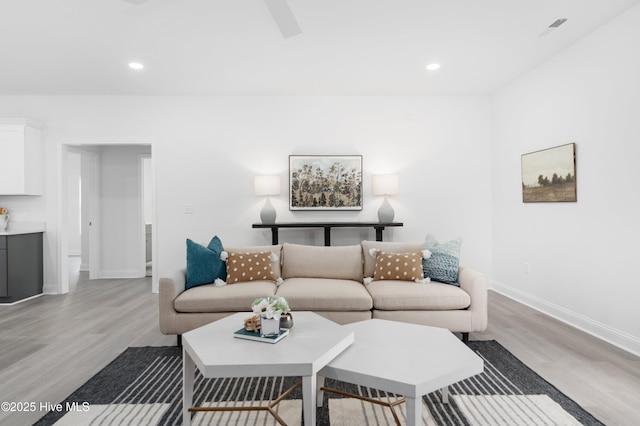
xmin=99 ymin=145 xmax=151 ymax=277
xmin=66 ymin=151 xmax=81 ymax=255
xmin=0 ymin=96 xmax=493 ymax=294
xmin=492 ymin=4 xmax=640 ymax=354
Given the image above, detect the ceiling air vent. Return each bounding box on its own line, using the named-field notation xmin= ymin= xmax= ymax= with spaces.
xmin=539 ymin=18 xmax=568 ymax=36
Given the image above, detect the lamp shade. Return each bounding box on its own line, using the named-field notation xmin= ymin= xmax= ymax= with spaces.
xmin=372 ymin=174 xmax=399 ymax=195
xmin=254 ymin=175 xmax=281 ymax=196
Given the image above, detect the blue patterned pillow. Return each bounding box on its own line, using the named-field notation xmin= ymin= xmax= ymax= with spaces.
xmin=421 ymin=234 xmax=462 ymax=286
xmin=186 ymin=236 xmax=226 ymax=289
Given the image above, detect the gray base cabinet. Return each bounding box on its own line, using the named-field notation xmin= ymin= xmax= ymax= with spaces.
xmin=0 ymin=233 xmax=43 ymax=303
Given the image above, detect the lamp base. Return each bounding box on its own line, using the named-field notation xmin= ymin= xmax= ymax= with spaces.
xmin=377 ymin=197 xmax=395 ymax=223
xmin=260 ymin=198 xmax=277 ymax=224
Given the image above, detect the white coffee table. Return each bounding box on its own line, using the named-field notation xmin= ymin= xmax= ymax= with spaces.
xmin=182 ymin=311 xmax=354 ymax=426
xmin=317 ymin=319 xmax=483 ymax=426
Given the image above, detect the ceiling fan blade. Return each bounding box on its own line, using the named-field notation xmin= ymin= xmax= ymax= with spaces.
xmin=264 ymin=0 xmax=302 ymax=39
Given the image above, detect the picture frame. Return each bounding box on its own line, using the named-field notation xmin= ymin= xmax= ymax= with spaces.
xmin=289 ymin=155 xmax=363 ymax=210
xmin=521 ymin=143 xmax=577 ymax=203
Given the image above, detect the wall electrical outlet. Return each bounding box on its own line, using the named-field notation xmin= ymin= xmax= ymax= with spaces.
xmin=183 ymin=204 xmax=194 ymax=214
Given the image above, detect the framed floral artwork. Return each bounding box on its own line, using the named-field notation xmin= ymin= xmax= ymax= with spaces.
xmin=289 ymin=155 xmax=363 ymax=210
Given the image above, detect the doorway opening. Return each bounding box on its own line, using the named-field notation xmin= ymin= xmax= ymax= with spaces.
xmin=59 ymin=143 xmax=155 ymax=294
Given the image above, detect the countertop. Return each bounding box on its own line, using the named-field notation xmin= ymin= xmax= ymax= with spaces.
xmin=0 ymin=222 xmax=46 ymax=236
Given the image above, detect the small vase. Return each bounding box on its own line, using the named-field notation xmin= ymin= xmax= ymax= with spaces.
xmin=0 ymin=215 xmax=9 ymax=232
xmin=260 ymin=317 xmax=280 ymax=337
xmin=280 ymin=313 xmax=294 ymax=329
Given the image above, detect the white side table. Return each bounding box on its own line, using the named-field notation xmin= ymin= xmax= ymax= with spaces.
xmin=318 ymin=319 xmax=483 ymax=426
xmin=182 ymin=311 xmax=354 ymax=425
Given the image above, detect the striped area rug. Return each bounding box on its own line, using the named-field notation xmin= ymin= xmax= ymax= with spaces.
xmin=35 ymin=341 xmax=603 ymax=425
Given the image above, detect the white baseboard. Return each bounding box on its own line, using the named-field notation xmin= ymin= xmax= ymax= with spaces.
xmin=99 ymin=270 xmax=144 ymax=279
xmin=490 ymin=280 xmax=640 ymax=357
xmin=43 ymin=284 xmax=59 ymax=294
xmin=0 ymin=293 xmax=44 ymax=305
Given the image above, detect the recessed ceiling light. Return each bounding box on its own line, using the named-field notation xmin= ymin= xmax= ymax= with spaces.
xmin=128 ymin=62 xmax=144 ymax=70
xmin=426 ymin=63 xmax=441 ymax=71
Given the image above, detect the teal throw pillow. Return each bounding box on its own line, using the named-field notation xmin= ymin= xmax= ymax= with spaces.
xmin=422 ymin=234 xmax=462 ymax=286
xmin=207 ymin=235 xmax=224 ymax=253
xmin=186 ymin=236 xmax=226 ymax=289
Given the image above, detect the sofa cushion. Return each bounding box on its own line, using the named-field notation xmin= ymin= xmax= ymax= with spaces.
xmin=422 ymin=234 xmax=462 ymax=286
xmin=226 ymin=251 xmax=277 ymax=283
xmin=174 ymin=281 xmax=278 ymax=313
xmin=226 ymin=244 xmax=282 ymax=277
xmin=185 ymin=236 xmax=226 ymax=289
xmin=366 ymin=280 xmax=470 ymax=310
xmin=276 ymin=277 xmax=373 ymax=311
xmin=281 ymin=243 xmax=363 ymax=281
xmin=373 ymin=251 xmax=423 ymax=281
xmin=361 ymin=240 xmax=422 ymax=278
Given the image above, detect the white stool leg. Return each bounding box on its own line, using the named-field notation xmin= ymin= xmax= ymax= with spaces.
xmin=406 ymin=396 xmax=422 ymax=426
xmin=441 ymin=386 xmax=449 ymax=404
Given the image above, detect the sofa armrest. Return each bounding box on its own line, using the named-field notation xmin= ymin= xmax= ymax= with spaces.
xmin=159 ymin=277 xmax=179 ymax=335
xmin=458 ymin=266 xmax=488 ymax=331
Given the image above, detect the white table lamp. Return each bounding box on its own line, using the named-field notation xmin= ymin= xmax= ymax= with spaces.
xmin=254 ymin=175 xmax=281 ymax=224
xmin=372 ymin=174 xmax=399 ymax=223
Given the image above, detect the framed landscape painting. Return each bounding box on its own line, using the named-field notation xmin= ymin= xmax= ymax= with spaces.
xmin=521 ymin=143 xmax=577 ymax=203
xmin=289 ymin=155 xmax=363 ymax=210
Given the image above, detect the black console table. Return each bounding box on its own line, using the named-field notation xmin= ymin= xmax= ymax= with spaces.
xmin=252 ymin=222 xmax=403 ymax=246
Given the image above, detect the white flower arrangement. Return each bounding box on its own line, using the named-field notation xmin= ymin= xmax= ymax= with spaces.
xmin=251 ymin=295 xmax=290 ymax=319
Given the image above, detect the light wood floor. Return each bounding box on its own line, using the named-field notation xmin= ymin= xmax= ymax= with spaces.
xmin=0 ymin=260 xmax=638 ymax=425
xmin=475 ymin=294 xmax=640 ymax=425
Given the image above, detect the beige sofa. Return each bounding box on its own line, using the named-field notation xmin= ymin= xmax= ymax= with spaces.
xmin=159 ymin=241 xmax=487 ymax=344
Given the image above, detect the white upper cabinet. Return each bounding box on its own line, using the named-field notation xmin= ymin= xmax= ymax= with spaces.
xmin=0 ymin=118 xmax=44 ymax=195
